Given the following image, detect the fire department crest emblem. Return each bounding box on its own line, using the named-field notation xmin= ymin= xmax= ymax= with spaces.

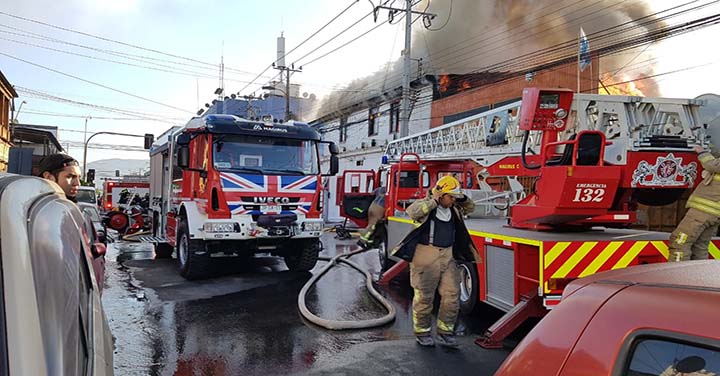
xmin=631 ymin=153 xmax=697 ymax=187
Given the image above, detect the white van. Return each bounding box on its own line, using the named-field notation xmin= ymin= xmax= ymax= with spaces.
xmin=0 ymin=173 xmax=113 ymax=375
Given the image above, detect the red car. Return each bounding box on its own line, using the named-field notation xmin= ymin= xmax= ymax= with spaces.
xmin=496 ymin=261 xmax=720 ymax=376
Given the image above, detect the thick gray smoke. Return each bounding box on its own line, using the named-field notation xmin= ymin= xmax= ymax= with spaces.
xmin=316 ymin=0 xmax=663 ymax=119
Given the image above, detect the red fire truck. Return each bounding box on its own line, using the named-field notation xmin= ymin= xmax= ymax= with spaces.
xmin=338 ymin=88 xmax=718 ymax=348
xmin=101 ymin=178 xmax=150 ymax=211
xmin=145 ymin=115 xmax=339 ymax=279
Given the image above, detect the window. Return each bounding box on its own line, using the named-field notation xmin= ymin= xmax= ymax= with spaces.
xmin=212 ymin=135 xmax=320 ymax=175
xmin=339 ymin=115 xmax=348 ymax=143
xmin=623 ymin=337 xmax=720 ymax=375
xmin=368 ymin=106 xmax=379 ymax=136
xmin=389 ymin=102 xmax=400 ymax=134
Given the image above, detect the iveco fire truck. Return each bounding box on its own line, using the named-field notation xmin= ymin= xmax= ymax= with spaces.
xmin=338 ymin=88 xmax=719 ymax=347
xmin=146 ymin=115 xmax=339 ymax=279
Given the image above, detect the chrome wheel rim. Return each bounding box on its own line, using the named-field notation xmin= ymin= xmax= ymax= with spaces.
xmin=179 ymin=233 xmax=188 ymax=266
xmin=459 ymin=263 xmax=473 ymax=303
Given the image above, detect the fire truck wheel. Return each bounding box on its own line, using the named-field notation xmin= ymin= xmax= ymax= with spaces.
xmin=155 ymin=243 xmax=174 ymax=259
xmin=284 ymin=239 xmax=320 ymax=271
xmin=177 ymin=219 xmax=211 ymax=280
xmin=377 ymin=231 xmax=394 ymax=271
xmin=458 ymin=261 xmax=480 ymax=315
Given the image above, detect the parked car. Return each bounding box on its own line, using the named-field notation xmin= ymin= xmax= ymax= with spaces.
xmin=79 ymin=202 xmax=109 ymax=245
xmin=496 ymin=260 xmax=720 ymax=376
xmin=76 ymin=185 xmax=98 ymax=205
xmin=0 ymin=173 xmax=113 ymax=375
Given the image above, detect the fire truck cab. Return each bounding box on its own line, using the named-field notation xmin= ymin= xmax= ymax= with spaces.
xmin=149 ymin=115 xmax=339 ymax=279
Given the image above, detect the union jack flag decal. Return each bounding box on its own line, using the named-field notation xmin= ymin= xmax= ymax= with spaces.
xmin=220 ymin=173 xmax=318 ymax=216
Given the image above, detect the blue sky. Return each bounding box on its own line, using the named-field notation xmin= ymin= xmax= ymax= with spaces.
xmin=1 ymin=0 xmax=403 ymax=164
xmin=3 ymin=0 xmax=720 ymax=165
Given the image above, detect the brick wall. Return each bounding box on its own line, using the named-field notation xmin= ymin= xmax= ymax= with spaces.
xmin=431 ymin=58 xmax=599 ymax=127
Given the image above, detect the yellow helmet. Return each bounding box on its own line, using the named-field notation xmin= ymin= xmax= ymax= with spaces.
xmin=434 ymin=175 xmax=463 ymax=197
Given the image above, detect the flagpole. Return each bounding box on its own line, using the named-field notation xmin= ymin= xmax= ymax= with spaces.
xmin=577 ymin=29 xmax=581 ymax=94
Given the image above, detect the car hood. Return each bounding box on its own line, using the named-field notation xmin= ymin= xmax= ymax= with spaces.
xmin=564 ymin=260 xmax=720 ymax=298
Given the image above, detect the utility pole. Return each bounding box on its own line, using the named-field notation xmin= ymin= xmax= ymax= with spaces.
xmin=272 ymin=33 xmax=302 ymax=122
xmin=373 ymin=1 xmax=435 ymax=137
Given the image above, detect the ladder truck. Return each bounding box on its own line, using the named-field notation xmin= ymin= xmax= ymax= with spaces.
xmin=145 ymin=115 xmax=339 ymax=280
xmin=337 ymin=88 xmax=719 ymax=348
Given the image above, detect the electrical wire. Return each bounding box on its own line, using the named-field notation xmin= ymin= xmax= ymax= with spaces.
xmin=235 ymin=0 xmax=362 ymax=95
xmin=2 ymin=52 xmax=192 ymax=114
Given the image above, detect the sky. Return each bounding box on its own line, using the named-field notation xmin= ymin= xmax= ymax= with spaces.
xmin=2 ymin=0 xmax=720 ymax=165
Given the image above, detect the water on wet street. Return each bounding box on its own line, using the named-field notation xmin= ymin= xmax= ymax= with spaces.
xmin=103 ymin=231 xmax=520 ymax=375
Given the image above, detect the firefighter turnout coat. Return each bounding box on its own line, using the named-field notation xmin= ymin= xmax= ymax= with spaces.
xmin=391 ymin=194 xmax=482 ymax=264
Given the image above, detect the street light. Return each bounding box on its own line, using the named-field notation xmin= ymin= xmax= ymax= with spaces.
xmin=262 ymin=85 xmax=290 ymax=121
xmin=11 ymin=100 xmax=27 ymax=124
xmin=83 ymin=131 xmax=154 ymax=181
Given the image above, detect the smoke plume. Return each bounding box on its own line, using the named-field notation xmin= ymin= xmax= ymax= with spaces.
xmin=316 ymin=0 xmax=664 ymax=119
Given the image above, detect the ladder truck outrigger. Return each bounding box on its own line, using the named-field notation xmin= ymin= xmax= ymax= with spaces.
xmin=338 ymin=87 xmax=720 ymax=348
xmin=146 ymin=115 xmax=339 ymax=280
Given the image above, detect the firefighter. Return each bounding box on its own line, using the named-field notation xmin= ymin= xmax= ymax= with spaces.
xmin=392 ymin=175 xmax=481 ymax=348
xmin=357 ymin=186 xmax=386 ymax=249
xmin=38 ymin=153 xmax=81 ymax=203
xmin=668 ymin=145 xmax=720 ymax=261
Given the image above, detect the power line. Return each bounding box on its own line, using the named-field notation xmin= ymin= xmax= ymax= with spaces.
xmin=16 ymin=86 xmax=186 ymax=124
xmin=0 ymin=10 xmax=258 ymax=76
xmin=235 ymin=0 xmax=362 ymax=96
xmin=2 ymin=52 xmax=192 ymax=114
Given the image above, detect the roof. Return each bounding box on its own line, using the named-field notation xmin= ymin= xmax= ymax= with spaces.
xmin=565 ymin=260 xmax=720 ymax=297
xmin=11 ymin=124 xmax=64 ymax=152
xmin=0 ymin=70 xmax=18 ymax=98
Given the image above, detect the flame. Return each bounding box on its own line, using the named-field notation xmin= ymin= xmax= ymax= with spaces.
xmin=599 ymin=73 xmax=645 ymax=96
xmin=439 ymin=75 xmax=450 ymax=92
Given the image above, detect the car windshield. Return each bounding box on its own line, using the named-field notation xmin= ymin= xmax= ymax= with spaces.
xmin=81 ymin=206 xmax=101 ymax=222
xmin=212 ymin=135 xmax=319 ymax=175
xmin=76 ymin=189 xmax=96 ymax=204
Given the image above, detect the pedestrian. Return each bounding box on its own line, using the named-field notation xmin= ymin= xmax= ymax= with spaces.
xmin=357 ymin=186 xmax=386 ymax=249
xmin=668 ymin=145 xmax=720 ymax=261
xmin=392 ymin=175 xmax=481 ymax=348
xmin=38 ymin=153 xmax=82 ymax=203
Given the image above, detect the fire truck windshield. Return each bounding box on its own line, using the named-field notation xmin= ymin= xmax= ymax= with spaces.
xmin=213 ymin=135 xmax=319 ymax=175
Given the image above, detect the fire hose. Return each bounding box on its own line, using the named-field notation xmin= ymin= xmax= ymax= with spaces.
xmin=298 ymin=247 xmax=396 ymax=330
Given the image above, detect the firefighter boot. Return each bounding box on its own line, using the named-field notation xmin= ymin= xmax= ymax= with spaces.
xmin=436 ymin=333 xmax=459 ymax=349
xmin=415 ymin=334 xmax=435 ymax=347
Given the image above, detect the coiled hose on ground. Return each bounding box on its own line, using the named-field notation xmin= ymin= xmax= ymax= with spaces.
xmin=298 ymin=247 xmax=396 ymax=330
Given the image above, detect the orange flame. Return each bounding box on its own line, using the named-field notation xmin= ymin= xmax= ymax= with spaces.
xmin=439 ymin=75 xmax=450 ymax=92
xmin=599 ymin=73 xmax=645 ymax=96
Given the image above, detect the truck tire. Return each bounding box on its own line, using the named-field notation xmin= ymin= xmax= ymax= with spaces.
xmin=376 ymin=228 xmax=394 ymax=271
xmin=284 ymin=239 xmax=320 ymax=271
xmin=176 ymin=218 xmax=211 ymax=280
xmin=459 ymin=261 xmax=480 ymax=315
xmin=155 ymin=242 xmax=174 ymax=259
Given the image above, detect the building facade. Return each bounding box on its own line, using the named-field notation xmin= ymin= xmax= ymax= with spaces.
xmin=313 ymin=84 xmax=433 ymax=222
xmin=0 ymin=71 xmax=18 ymax=172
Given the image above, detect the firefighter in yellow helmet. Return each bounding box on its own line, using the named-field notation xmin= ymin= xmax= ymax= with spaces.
xmin=391 ymin=175 xmax=481 ymax=348
xmin=668 ymin=145 xmax=720 ymax=261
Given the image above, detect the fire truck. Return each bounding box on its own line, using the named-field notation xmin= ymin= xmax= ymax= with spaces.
xmin=101 ymin=178 xmax=150 ymax=211
xmin=145 ymin=115 xmax=339 ymax=279
xmin=338 ymin=88 xmax=720 ymax=348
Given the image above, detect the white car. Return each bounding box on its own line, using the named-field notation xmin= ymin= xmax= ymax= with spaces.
xmin=76 ymin=185 xmax=98 ymax=205
xmin=0 ymin=173 xmax=113 ymax=375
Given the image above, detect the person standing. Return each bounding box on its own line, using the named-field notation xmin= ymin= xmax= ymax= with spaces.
xmin=37 ymin=153 xmax=82 ymax=203
xmin=358 ymin=186 xmax=386 ymax=249
xmin=668 ymin=145 xmax=720 ymax=261
xmin=392 ymin=175 xmax=481 ymax=348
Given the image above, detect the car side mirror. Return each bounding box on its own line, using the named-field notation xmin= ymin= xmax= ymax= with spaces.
xmin=91 ymin=243 xmax=107 ymax=259
xmin=328 ymin=154 xmax=339 ymax=176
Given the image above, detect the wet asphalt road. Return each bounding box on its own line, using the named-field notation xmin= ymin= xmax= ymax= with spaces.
xmin=103 ymin=231 xmax=526 ymax=375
